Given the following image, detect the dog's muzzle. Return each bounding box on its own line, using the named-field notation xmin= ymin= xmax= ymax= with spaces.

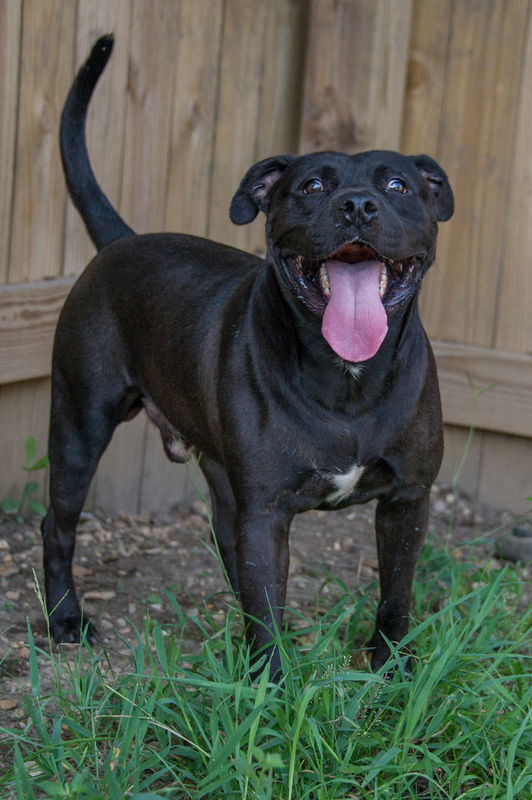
xmin=282 ymin=241 xmax=424 ymax=363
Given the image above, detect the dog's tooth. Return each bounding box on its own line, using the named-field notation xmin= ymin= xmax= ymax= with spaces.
xmin=319 ymin=264 xmax=331 ymax=299
xmin=379 ymin=266 xmax=388 ymax=298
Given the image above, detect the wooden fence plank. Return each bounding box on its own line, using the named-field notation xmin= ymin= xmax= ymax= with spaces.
xmin=164 ymin=0 xmax=223 ymax=238
xmin=136 ymin=0 xmax=221 ymax=507
xmin=120 ymin=0 xmax=178 ymax=233
xmin=239 ymin=0 xmax=308 ymax=257
xmin=400 ymin=0 xmax=452 ymax=154
xmin=414 ymin=0 xmax=528 ymax=347
xmin=208 ymin=0 xmax=308 ymax=255
xmin=63 ymin=0 xmax=132 ymax=277
xmin=0 ymin=1 xmax=22 ymax=284
xmin=255 ymin=0 xmax=307 ymax=161
xmin=122 ymin=1 xmax=224 ymax=513
xmin=91 ymin=0 xmax=185 ymax=513
xmin=0 ymin=278 xmax=74 ymax=383
xmin=9 ymin=0 xmax=76 ymax=283
xmin=494 ymin=12 xmax=532 ymax=354
xmin=300 ymin=0 xmax=413 ymax=153
xmin=433 ymin=341 xmax=532 ymax=439
xmin=207 ymin=0 xmax=270 ymax=251
xmin=399 ymin=0 xmax=453 ymax=337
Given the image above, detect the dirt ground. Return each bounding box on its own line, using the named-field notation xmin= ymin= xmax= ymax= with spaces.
xmin=0 ymin=483 xmax=529 ymax=732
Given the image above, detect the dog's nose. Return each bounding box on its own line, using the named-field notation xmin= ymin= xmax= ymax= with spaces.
xmin=338 ymin=192 xmax=379 ymax=225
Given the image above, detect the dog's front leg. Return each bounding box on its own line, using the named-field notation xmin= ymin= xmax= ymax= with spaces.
xmin=200 ymin=455 xmax=240 ymax=594
xmin=368 ymin=492 xmax=430 ymax=670
xmin=235 ymin=506 xmax=291 ymax=678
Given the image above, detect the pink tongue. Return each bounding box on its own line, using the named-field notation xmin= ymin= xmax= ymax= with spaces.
xmin=321 ymin=260 xmax=388 ymax=362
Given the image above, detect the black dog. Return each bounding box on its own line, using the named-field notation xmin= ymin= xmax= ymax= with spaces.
xmin=42 ymin=36 xmax=453 ymax=676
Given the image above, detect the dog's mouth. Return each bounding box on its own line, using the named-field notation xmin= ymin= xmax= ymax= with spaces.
xmin=284 ymin=242 xmax=423 ymax=363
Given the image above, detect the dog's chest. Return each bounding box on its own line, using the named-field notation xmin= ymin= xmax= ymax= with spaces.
xmin=324 ymin=461 xmax=365 ymax=505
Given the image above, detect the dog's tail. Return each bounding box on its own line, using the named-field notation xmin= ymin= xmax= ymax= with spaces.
xmin=60 ymin=35 xmax=134 ymax=250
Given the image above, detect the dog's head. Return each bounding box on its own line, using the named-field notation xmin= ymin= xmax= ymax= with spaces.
xmin=230 ymin=150 xmax=453 ymax=363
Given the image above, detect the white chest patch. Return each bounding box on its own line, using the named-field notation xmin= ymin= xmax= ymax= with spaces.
xmin=326 ymin=462 xmax=365 ymax=505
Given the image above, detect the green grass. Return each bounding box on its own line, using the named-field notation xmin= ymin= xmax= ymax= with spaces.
xmin=0 ymin=542 xmax=530 ymax=800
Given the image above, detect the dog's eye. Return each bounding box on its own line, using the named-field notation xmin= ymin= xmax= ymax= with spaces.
xmin=302 ymin=178 xmax=325 ymax=195
xmin=387 ymin=178 xmax=408 ymax=194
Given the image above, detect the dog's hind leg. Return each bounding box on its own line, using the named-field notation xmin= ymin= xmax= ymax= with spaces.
xmin=42 ymin=371 xmax=136 ymax=643
xmin=200 ymin=455 xmax=240 ymax=594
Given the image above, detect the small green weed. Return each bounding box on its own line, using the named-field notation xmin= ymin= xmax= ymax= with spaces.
xmin=0 ymin=545 xmax=530 ymax=799
xmin=1 ymin=437 xmax=49 ymax=521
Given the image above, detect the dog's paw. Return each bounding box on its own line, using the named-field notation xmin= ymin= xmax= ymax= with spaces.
xmin=50 ymin=615 xmax=98 ymax=645
xmin=365 ymin=632 xmax=393 ymax=672
xmin=367 ymin=635 xmax=414 ymax=673
xmin=370 ymin=651 xmax=392 ymax=673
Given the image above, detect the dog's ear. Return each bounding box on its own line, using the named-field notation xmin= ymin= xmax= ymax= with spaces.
xmin=410 ymin=155 xmax=454 ymax=222
xmin=230 ymin=155 xmax=295 ymax=224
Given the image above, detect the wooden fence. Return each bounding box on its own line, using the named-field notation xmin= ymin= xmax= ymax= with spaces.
xmin=1 ymin=0 xmax=531 ymax=513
